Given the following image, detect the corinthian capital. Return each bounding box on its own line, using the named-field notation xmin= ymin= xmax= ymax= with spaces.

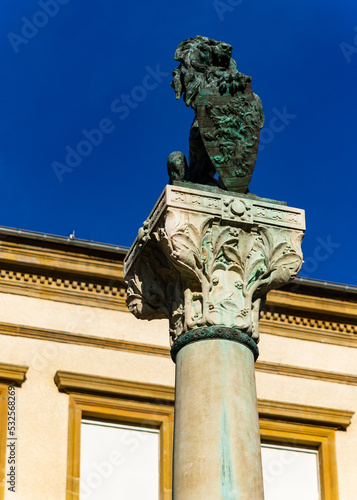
xmin=124 ymin=185 xmax=305 ymax=350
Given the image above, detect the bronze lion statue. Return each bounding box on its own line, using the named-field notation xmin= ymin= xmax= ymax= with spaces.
xmin=168 ymin=36 xmax=264 ymax=193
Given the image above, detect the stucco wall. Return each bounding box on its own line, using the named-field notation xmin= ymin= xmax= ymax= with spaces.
xmin=0 ymin=291 xmax=355 ymax=499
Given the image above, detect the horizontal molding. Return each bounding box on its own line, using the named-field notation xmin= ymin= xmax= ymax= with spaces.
xmin=1 ymin=316 xmax=356 ymax=366
xmin=258 ymin=399 xmax=353 ymax=430
xmin=267 ymin=290 xmax=357 ymax=322
xmin=2 ymin=322 xmax=357 ymax=388
xmin=261 ymin=310 xmax=356 ymax=335
xmin=0 ymin=321 xmax=170 ymax=358
xmin=0 ymin=268 xmax=127 ymax=312
xmin=55 ymin=371 xmax=175 ymax=404
xmin=256 ymin=360 xmax=357 ymax=386
xmin=54 ymin=371 xmax=353 ymax=430
xmin=0 ymin=238 xmax=127 ymax=312
xmin=0 ymin=240 xmax=124 ymax=281
xmin=0 ymin=362 xmax=28 ymax=386
xmin=260 ymin=317 xmax=357 ymax=349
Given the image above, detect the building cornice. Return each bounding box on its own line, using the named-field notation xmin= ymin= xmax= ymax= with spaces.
xmin=0 ymin=267 xmax=127 ymax=311
xmin=0 ymin=235 xmax=127 ymax=311
xmin=0 ymin=239 xmax=124 ymax=280
xmin=260 ymin=311 xmax=357 ymax=348
xmin=266 ymin=290 xmax=357 ymax=321
xmin=0 ymin=225 xmax=128 ymax=254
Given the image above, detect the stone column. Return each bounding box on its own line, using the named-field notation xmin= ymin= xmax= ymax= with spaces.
xmin=173 ymin=337 xmax=262 ymax=499
xmin=124 ymin=183 xmax=305 ymax=499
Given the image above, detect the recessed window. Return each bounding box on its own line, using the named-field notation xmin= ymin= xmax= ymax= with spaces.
xmin=261 ymin=443 xmax=320 ymax=500
xmin=80 ymin=420 xmax=160 ymax=500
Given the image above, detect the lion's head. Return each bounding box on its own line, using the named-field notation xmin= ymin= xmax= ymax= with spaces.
xmin=171 ymin=36 xmax=246 ymax=108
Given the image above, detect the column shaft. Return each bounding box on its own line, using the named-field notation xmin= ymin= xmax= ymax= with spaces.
xmin=173 ymin=339 xmax=264 ymax=500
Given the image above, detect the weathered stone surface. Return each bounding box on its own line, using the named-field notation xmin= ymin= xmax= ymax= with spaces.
xmin=124 ymin=184 xmax=305 ymax=347
xmin=167 ymin=36 xmax=264 ymax=193
xmin=173 ymin=339 xmax=264 ymax=500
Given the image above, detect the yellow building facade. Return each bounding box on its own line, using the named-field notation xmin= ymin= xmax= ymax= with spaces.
xmin=0 ymin=226 xmax=355 ymax=499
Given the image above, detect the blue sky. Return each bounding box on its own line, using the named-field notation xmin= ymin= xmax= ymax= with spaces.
xmin=0 ymin=0 xmax=356 ymax=285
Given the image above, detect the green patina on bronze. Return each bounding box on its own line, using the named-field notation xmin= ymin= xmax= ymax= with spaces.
xmin=220 ymin=402 xmax=239 ymax=499
xmin=167 ymin=36 xmax=264 ymax=194
xmin=170 ymin=325 xmax=259 ymax=363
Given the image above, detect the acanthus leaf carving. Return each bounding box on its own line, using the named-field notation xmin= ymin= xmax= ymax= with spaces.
xmin=125 ymin=197 xmax=304 ymax=346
